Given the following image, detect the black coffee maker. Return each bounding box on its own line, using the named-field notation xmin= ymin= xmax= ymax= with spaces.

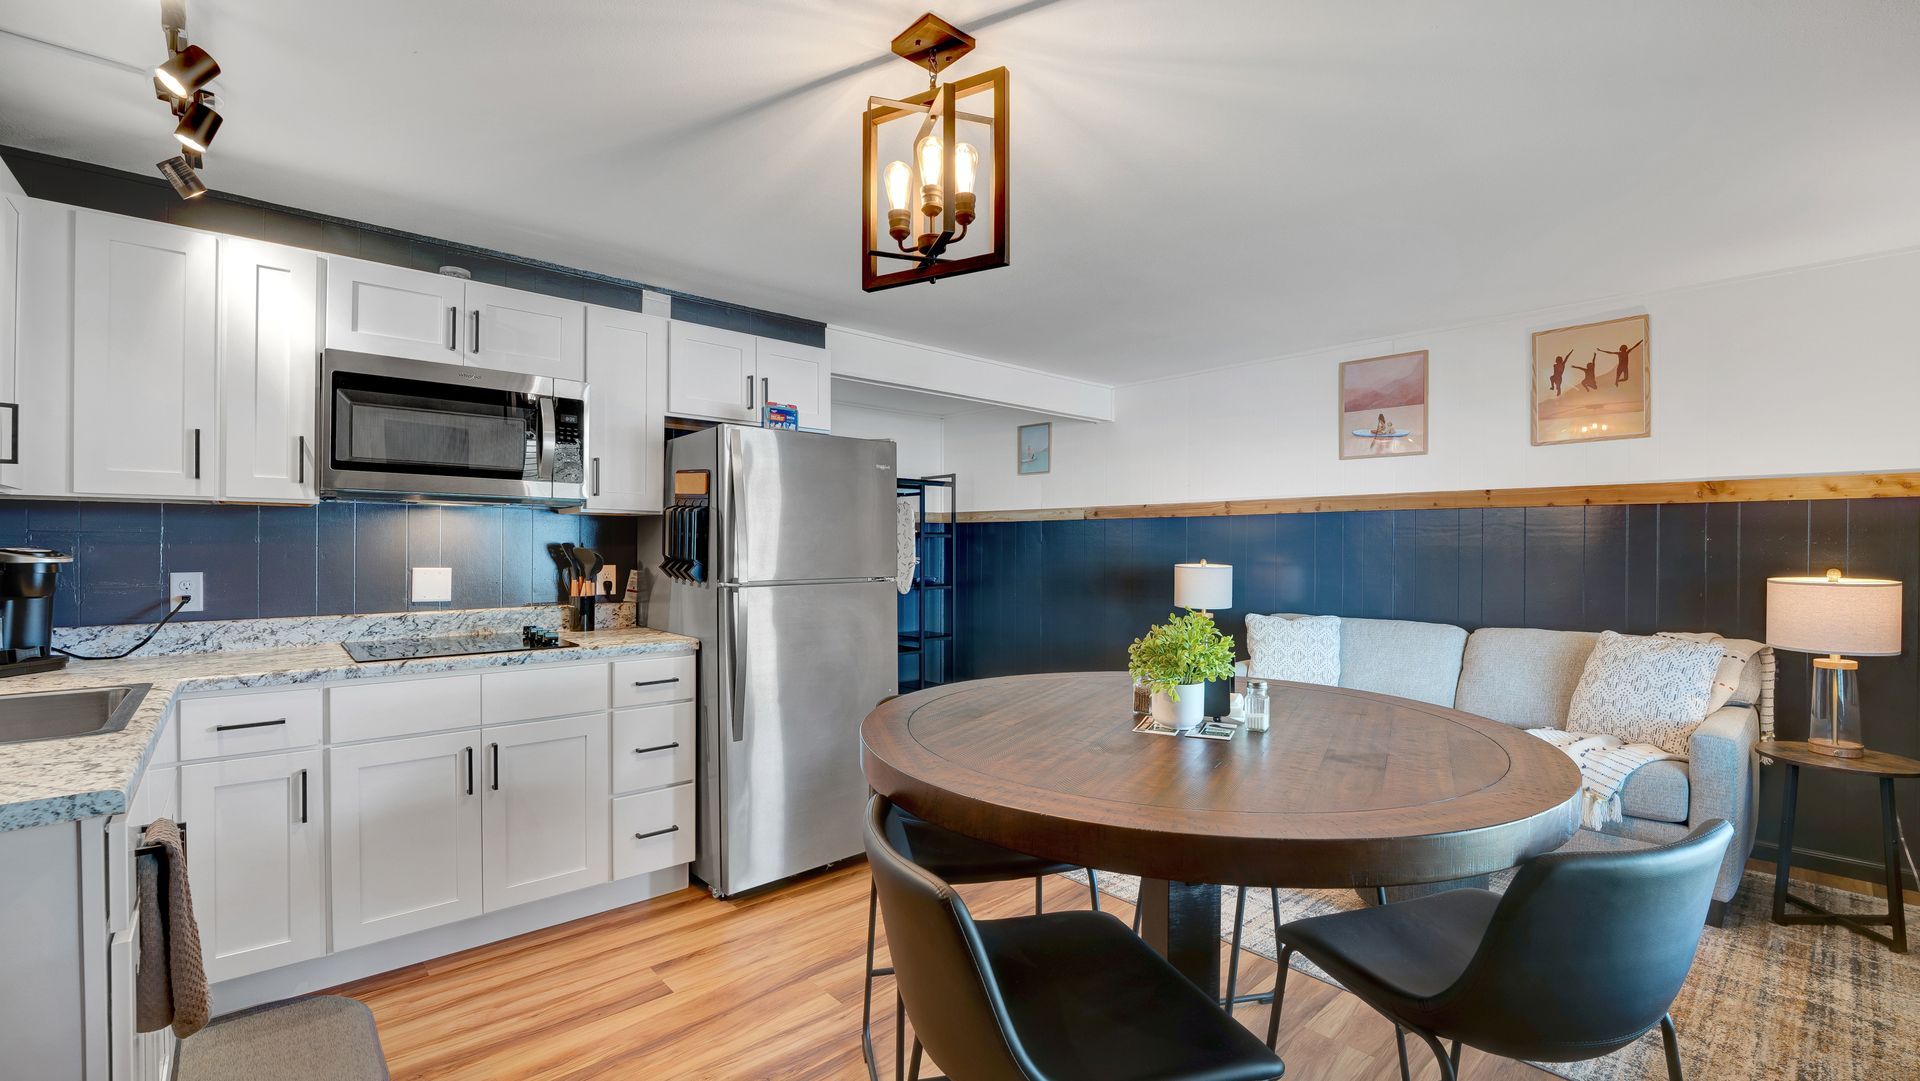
xmin=1 ymin=547 xmax=73 ymax=677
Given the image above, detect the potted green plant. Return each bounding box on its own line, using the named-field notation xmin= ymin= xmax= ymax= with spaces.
xmin=1127 ymin=610 xmax=1237 ymax=730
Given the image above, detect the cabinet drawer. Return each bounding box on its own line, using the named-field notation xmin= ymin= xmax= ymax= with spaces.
xmin=612 ymin=702 xmax=695 ymax=794
xmin=178 ymin=688 xmax=323 ymax=760
xmin=482 ymin=662 xmax=609 ymax=723
xmin=612 ymin=653 xmax=696 ymax=708
xmin=612 ymin=784 xmax=695 ymax=880
xmin=329 ymin=673 xmax=481 ymax=743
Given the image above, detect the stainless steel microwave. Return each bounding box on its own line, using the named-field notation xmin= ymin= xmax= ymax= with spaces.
xmin=318 ymin=349 xmax=586 ymax=506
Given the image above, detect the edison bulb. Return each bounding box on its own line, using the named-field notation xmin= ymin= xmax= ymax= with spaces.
xmin=883 ymin=160 xmax=911 ymax=212
xmin=917 ymin=135 xmax=943 ymax=188
xmin=954 ymin=143 xmax=979 ymax=195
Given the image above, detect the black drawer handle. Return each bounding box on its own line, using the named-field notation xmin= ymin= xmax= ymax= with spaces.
xmin=634 ymin=825 xmax=680 ymax=841
xmin=214 ymin=717 xmax=287 ymax=732
xmin=631 ymin=677 xmax=681 ymax=688
xmin=633 ymin=742 xmax=680 ymax=755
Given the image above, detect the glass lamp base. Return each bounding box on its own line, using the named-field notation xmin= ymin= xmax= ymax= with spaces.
xmin=1808 ymin=656 xmax=1864 ymax=758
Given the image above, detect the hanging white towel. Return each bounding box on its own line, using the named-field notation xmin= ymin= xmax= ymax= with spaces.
xmin=1528 ymin=729 xmax=1680 ymax=830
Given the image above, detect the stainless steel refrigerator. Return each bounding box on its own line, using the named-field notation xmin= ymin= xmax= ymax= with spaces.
xmin=658 ymin=425 xmax=899 ymax=896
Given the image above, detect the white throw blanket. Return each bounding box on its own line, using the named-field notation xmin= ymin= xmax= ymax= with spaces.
xmin=1528 ymin=729 xmax=1679 ymax=830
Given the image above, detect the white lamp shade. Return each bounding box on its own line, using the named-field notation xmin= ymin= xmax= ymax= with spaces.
xmin=1766 ymin=575 xmax=1903 ymax=656
xmin=1174 ymin=561 xmax=1233 ymax=611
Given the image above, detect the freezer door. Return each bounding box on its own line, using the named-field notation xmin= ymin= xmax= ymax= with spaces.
xmin=724 ymin=426 xmax=896 ymax=584
xmin=710 ymin=579 xmax=896 ymax=895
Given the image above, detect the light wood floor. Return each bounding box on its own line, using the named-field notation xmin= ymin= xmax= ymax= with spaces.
xmin=332 ymin=864 xmax=1553 ymax=1080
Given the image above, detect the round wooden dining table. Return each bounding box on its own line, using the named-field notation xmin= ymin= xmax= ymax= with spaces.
xmin=861 ymin=671 xmax=1583 ymax=996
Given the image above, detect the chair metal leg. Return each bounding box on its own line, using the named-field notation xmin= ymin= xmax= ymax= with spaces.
xmin=1450 ymin=1039 xmax=1462 ymax=1073
xmin=1264 ymin=945 xmax=1294 ymax=1048
xmin=1223 ymin=887 xmax=1248 ymax=1006
xmin=860 ymin=881 xmax=887 ymax=1081
xmin=1035 ymin=875 xmax=1044 ymax=914
xmin=895 ymin=991 xmax=906 ymax=1081
xmin=1394 ymin=1026 xmax=1411 ymax=1081
xmin=1131 ymin=894 xmax=1143 ymax=933
xmin=907 ymin=1038 xmax=925 ymax=1081
xmin=1660 ymin=1013 xmax=1685 ymax=1081
xmin=1087 ymin=869 xmax=1102 ymax=912
xmin=1415 ymin=1029 xmax=1458 ymax=1081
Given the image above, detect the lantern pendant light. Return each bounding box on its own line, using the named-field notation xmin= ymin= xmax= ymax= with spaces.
xmin=861 ymin=12 xmax=1009 ymax=291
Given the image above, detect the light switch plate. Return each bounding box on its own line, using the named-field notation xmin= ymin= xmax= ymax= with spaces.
xmin=412 ymin=566 xmax=453 ymax=603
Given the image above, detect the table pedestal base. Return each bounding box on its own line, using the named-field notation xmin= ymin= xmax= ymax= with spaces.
xmin=1136 ymin=878 xmax=1223 ymax=996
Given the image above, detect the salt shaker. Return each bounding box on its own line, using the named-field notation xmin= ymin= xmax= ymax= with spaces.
xmin=1245 ymin=680 xmax=1271 ymax=733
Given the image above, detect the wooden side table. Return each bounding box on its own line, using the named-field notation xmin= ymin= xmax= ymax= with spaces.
xmin=1760 ymin=740 xmax=1920 ymax=954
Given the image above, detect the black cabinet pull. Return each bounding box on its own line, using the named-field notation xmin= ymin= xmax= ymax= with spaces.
xmin=631 ymin=677 xmax=680 ymax=688
xmin=297 ymin=434 xmax=306 ymax=485
xmin=490 ymin=742 xmax=500 ymax=791
xmin=192 ymin=428 xmax=202 ymax=479
xmin=464 ymin=745 xmax=475 ymax=796
xmin=634 ymin=825 xmax=679 ymax=841
xmin=214 ymin=717 xmax=287 ymax=732
xmin=632 ymin=742 xmax=680 ymax=755
xmin=448 ymin=305 xmax=458 ymax=349
xmin=0 ymin=402 xmax=18 ymax=465
xmin=297 ymin=768 xmax=309 ymax=823
xmin=591 ymin=456 xmax=601 ymax=497
xmin=471 ymin=309 xmax=481 ymax=354
xmin=744 ymin=374 xmax=753 ymax=409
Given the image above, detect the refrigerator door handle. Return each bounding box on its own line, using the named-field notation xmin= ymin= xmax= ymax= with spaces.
xmin=725 ymin=587 xmax=748 ymax=742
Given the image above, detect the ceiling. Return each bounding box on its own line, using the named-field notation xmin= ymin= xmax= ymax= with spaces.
xmin=3 ymin=1 xmax=1917 ymax=386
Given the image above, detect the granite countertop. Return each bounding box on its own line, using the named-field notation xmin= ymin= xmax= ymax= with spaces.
xmin=0 ymin=624 xmax=698 ymax=833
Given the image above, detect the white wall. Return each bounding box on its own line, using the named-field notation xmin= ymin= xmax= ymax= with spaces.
xmin=830 ymin=402 xmax=947 ymax=479
xmin=945 ymin=248 xmax=1920 ymax=512
xmin=827 ymin=325 xmax=1114 ymax=422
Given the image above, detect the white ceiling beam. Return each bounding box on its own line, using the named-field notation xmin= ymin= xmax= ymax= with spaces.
xmin=826 ymin=325 xmax=1113 ymax=423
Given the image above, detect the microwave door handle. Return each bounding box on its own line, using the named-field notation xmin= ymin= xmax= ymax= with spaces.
xmin=537 ymin=396 xmax=557 ymax=482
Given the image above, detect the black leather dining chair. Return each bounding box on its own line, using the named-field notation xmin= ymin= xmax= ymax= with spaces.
xmin=1264 ymin=820 xmax=1733 ymax=1081
xmin=866 ymin=795 xmax=1285 ymax=1081
xmin=862 ymin=802 xmax=1105 ymax=1081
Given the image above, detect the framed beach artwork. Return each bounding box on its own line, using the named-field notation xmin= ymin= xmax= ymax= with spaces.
xmin=1530 ymin=314 xmax=1650 ymax=445
xmin=1339 ymin=350 xmax=1428 ymax=459
xmin=1016 ymin=421 xmax=1051 ymax=475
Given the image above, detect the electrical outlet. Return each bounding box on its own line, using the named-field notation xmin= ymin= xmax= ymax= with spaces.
xmin=412 ymin=567 xmax=453 ymax=603
xmin=170 ymin=572 xmax=205 ymax=613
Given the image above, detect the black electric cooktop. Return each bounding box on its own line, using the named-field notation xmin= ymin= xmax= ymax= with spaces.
xmin=342 ymin=627 xmax=573 ymax=663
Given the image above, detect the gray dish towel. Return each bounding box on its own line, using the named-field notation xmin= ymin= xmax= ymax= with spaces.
xmin=136 ymin=818 xmax=210 ymax=1038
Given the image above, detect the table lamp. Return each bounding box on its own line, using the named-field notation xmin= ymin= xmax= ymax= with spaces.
xmin=1174 ymin=560 xmax=1233 ymax=616
xmin=1766 ymin=569 xmax=1903 ymax=758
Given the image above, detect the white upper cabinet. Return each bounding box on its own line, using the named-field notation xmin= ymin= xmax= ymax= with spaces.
xmin=667 ymin=321 xmax=758 ymax=423
xmin=219 ymin=237 xmax=318 ymax=504
xmin=465 ymin=281 xmax=585 ymax=380
xmin=72 ymin=211 xmax=219 ymax=498
xmin=756 ymin=338 xmax=831 ymax=433
xmin=0 ymin=189 xmax=19 ymax=491
xmin=583 ymin=306 xmax=666 ymax=514
xmin=324 ymin=255 xmax=464 ymax=364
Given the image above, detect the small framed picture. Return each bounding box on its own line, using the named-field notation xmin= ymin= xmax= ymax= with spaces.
xmin=1339 ymin=350 xmax=1429 ymax=459
xmin=1530 ymin=314 xmax=1650 ymax=445
xmin=1016 ymin=422 xmax=1051 ymax=475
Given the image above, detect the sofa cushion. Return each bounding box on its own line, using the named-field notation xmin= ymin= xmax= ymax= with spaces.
xmin=1454 ymin=628 xmax=1600 ymax=729
xmin=1335 ymin=618 xmax=1468 ymax=707
xmin=1620 ymin=759 xmax=1691 ymax=824
xmin=1245 ymin=614 xmax=1342 ymax=685
xmin=1567 ymin=631 xmax=1725 ymax=755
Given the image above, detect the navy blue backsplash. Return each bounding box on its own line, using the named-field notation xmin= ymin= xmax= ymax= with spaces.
xmin=955 ymin=499 xmax=1920 ymax=882
xmin=0 ymin=499 xmax=640 ymax=627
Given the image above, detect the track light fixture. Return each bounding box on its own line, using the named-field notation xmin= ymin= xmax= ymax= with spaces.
xmin=156 ymin=155 xmax=207 ymax=199
xmin=154 ymin=43 xmax=219 ymax=98
xmin=172 ymin=95 xmax=221 ymax=153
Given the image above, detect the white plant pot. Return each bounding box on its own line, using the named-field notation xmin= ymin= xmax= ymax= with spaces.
xmin=1150 ymin=684 xmax=1207 ymax=731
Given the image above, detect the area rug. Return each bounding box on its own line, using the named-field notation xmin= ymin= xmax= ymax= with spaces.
xmin=1067 ymin=869 xmax=1919 ymax=1080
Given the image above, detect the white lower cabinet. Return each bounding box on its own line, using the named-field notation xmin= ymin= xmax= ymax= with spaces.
xmin=179 ymin=749 xmax=327 ymax=982
xmin=482 ymin=713 xmax=611 ymax=911
xmin=328 ymin=729 xmax=484 ymax=951
xmin=613 ymin=785 xmax=696 ymax=881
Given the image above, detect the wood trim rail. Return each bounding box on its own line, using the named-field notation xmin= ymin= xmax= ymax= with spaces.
xmin=957 ymin=471 xmax=1920 ymax=523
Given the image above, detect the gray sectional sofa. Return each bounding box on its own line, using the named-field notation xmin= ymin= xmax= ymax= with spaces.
xmin=1241 ymin=617 xmax=1761 ymax=922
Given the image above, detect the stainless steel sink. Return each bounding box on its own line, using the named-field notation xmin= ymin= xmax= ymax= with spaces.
xmin=0 ymin=684 xmax=151 ymax=744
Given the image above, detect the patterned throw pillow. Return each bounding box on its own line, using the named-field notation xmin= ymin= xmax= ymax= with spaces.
xmin=1245 ymin=614 xmax=1341 ymax=686
xmin=1567 ymin=631 xmax=1726 ymax=755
